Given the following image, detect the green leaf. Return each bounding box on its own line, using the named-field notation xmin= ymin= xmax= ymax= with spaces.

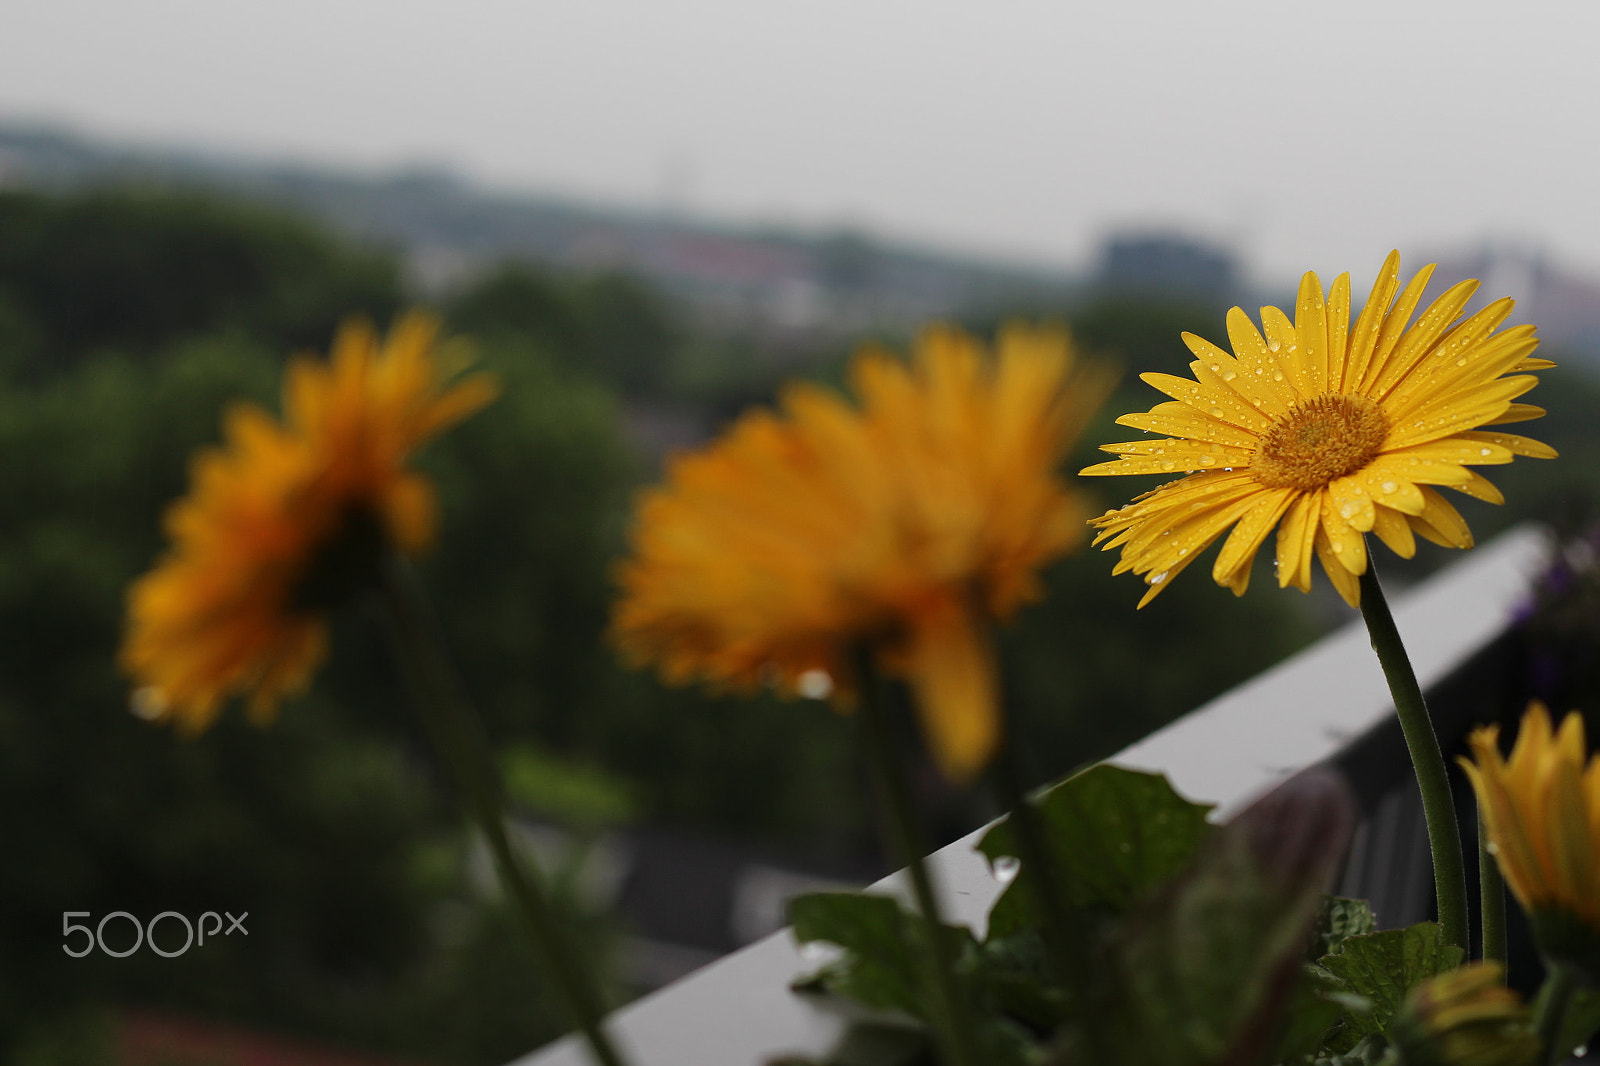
xmin=790 ymin=892 xmax=924 ymax=1015
xmin=1311 ymin=897 xmax=1378 ymax=961
xmin=970 ymin=929 xmax=1072 ymax=1032
xmin=1271 ymin=964 xmax=1360 ymax=1063
xmin=1315 ymin=922 xmax=1465 ymax=1046
xmin=1307 ymin=1034 xmax=1400 ymax=1066
xmin=1550 ymin=985 xmax=1600 ymax=1061
xmin=977 ymin=765 xmax=1213 ymax=937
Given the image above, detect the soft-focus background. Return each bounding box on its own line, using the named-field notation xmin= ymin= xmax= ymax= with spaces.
xmin=5 ymin=3 xmax=1600 ymax=1064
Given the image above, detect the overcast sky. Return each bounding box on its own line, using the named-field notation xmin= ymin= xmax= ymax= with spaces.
xmin=4 ymin=0 xmax=1598 ymax=286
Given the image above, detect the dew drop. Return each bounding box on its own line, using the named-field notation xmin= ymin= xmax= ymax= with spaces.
xmin=1208 ymin=363 xmax=1220 ymax=373
xmin=1340 ymin=502 xmax=1357 ymax=519
xmin=1210 ymin=407 xmax=1224 ymax=417
xmin=1177 ymin=547 xmax=1189 ymax=557
xmin=797 ymin=669 xmax=834 ymax=700
xmin=1381 ymin=481 xmax=1399 ymax=494
xmin=1480 ymin=447 xmax=1492 ymax=456
xmin=1331 ymin=541 xmax=1344 ymax=553
xmin=1223 ymin=370 xmax=1237 ymax=381
xmin=992 ymin=856 xmax=1020 ymax=883
xmin=1162 ymin=461 xmax=1175 ymax=470
xmin=1272 ymin=371 xmax=1285 ymax=382
xmin=1486 ymin=841 xmax=1500 ymax=855
xmin=1149 ymin=571 xmax=1168 ymax=585
xmin=1268 ymin=340 xmax=1281 ymax=352
xmin=1456 ymin=357 xmax=1467 ymax=366
xmin=131 ymin=686 xmax=168 ymax=721
xmin=1199 ymin=455 xmax=1216 ymax=466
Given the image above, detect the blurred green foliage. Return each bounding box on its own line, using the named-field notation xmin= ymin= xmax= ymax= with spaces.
xmin=10 ymin=184 xmax=1588 ymax=1064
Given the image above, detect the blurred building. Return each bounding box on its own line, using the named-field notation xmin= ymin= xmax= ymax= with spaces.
xmin=1427 ymin=241 xmax=1600 ymax=369
xmin=1094 ymin=231 xmax=1241 ymax=306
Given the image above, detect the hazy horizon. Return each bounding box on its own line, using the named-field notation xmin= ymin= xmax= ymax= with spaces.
xmin=6 ymin=0 xmax=1599 ymax=288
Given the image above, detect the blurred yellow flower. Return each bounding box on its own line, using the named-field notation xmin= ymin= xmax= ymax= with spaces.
xmin=121 ymin=313 xmax=497 ymax=733
xmin=1461 ymin=703 xmax=1600 ymax=966
xmin=1082 ymin=251 xmax=1555 ymax=607
xmin=611 ymin=324 xmax=1111 ymax=781
xmin=1392 ymin=961 xmax=1537 ymax=1066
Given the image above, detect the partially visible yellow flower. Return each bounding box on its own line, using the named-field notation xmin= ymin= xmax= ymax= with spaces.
xmin=1391 ymin=962 xmax=1537 ymax=1066
xmin=611 ymin=324 xmax=1111 ymax=781
xmin=1083 ymin=251 xmax=1555 ymax=607
xmin=121 ymin=313 xmax=497 ymax=733
xmin=1461 ymin=703 xmax=1600 ymax=970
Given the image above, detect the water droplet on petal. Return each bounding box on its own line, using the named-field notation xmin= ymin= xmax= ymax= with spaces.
xmin=797 ymin=669 xmax=833 ymax=700
xmin=1199 ymin=455 xmax=1215 ymax=466
xmin=1268 ymin=340 xmax=1282 ymax=352
xmin=1210 ymin=407 xmax=1224 ymax=417
xmin=1480 ymin=447 xmax=1492 ymax=456
xmin=1272 ymin=371 xmax=1285 ymax=382
xmin=1382 ymin=481 xmax=1399 ymax=494
xmin=1340 ymin=502 xmax=1357 ymax=519
xmin=1223 ymin=370 xmax=1236 ymax=381
xmin=1456 ymin=357 xmax=1467 ymax=367
xmin=1486 ymin=841 xmax=1500 ymax=855
xmin=1177 ymin=547 xmax=1189 ymax=557
xmin=132 ymin=686 xmax=168 ymax=721
xmin=1149 ymin=571 xmax=1168 ymax=585
xmin=1332 ymin=541 xmax=1344 ymax=553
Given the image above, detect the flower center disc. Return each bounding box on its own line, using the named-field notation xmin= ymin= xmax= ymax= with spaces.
xmin=1252 ymin=394 xmax=1388 ymax=491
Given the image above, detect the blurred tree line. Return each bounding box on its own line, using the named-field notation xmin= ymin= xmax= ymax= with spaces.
xmin=5 ymin=186 xmax=1594 ymax=1065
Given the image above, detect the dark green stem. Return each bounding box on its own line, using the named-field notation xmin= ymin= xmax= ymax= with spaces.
xmin=1357 ymin=562 xmax=1469 ymax=952
xmin=1535 ymin=962 xmax=1580 ymax=1065
xmin=378 ymin=557 xmax=627 ymax=1066
xmin=988 ymin=731 xmax=1089 ymax=994
xmin=852 ymin=648 xmax=980 ymax=1066
xmin=1479 ymin=813 xmax=1507 ymax=968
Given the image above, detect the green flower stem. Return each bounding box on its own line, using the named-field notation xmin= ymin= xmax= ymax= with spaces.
xmin=1479 ymin=814 xmax=1508 ymax=968
xmin=1535 ymin=961 xmax=1580 ymax=1065
xmin=378 ymin=557 xmax=627 ymax=1066
xmin=1357 ymin=562 xmax=1469 ymax=952
xmin=988 ymin=729 xmax=1090 ymax=993
xmin=851 ymin=648 xmax=981 ymax=1066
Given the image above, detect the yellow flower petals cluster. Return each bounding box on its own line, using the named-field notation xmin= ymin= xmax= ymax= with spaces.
xmin=121 ymin=313 xmax=497 ymax=733
xmin=1083 ymin=251 xmax=1555 ymax=607
xmin=611 ymin=324 xmax=1111 ymax=781
xmin=1461 ymin=703 xmax=1600 ymax=957
xmin=1392 ymin=962 xmax=1537 ymax=1066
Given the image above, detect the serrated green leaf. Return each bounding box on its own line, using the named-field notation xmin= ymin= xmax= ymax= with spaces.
xmin=1312 ymin=897 xmax=1378 ymax=961
xmin=978 ymin=764 xmax=1213 ymax=937
xmin=1316 ymin=922 xmax=1465 ymax=1045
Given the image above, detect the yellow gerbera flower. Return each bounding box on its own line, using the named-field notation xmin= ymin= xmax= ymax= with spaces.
xmin=1082 ymin=251 xmax=1556 ymax=607
xmin=1461 ymin=703 xmax=1600 ymax=967
xmin=121 ymin=313 xmax=497 ymax=733
xmin=611 ymin=324 xmax=1111 ymax=781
